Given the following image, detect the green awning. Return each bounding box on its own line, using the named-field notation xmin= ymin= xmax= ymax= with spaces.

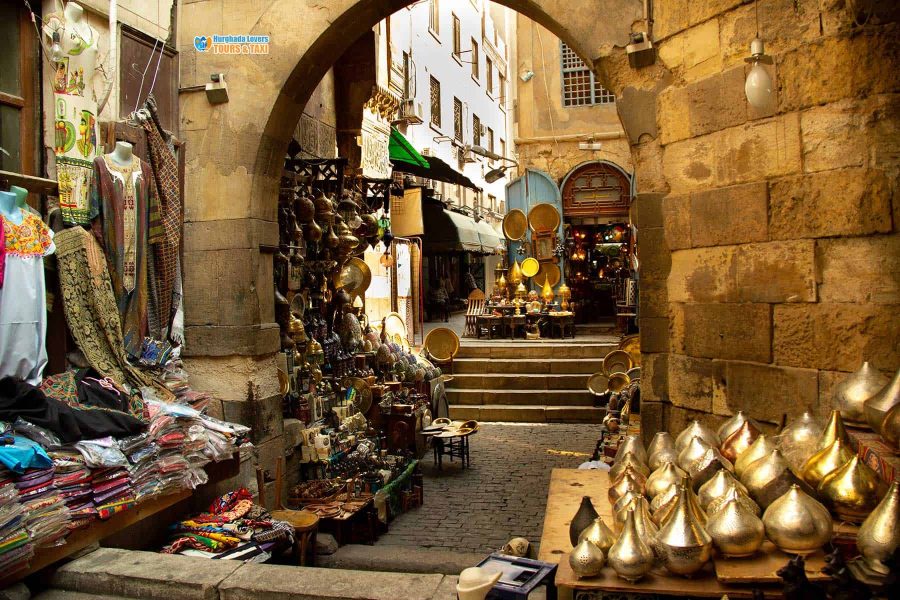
xmin=389 ymin=128 xmax=430 ymax=168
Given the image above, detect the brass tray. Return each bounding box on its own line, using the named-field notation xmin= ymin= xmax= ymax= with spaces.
xmin=520 ymin=257 xmax=540 ymax=278
xmin=625 ymin=366 xmax=641 ymax=381
xmin=607 ymin=372 xmax=631 ymax=392
xmin=619 ymin=333 xmax=641 ymax=366
xmin=334 ymin=257 xmax=371 ymax=296
xmin=423 ymin=327 xmax=460 ymax=361
xmin=502 ymin=209 xmax=528 ymax=241
xmin=383 ymin=312 xmax=410 ymax=351
xmin=343 ymin=376 xmax=372 ymax=414
xmin=533 ymin=262 xmax=560 ymax=287
xmin=603 ymin=350 xmax=634 ymax=376
xmin=528 ymin=203 xmax=560 ymax=233
xmin=587 ymin=372 xmax=610 ymax=396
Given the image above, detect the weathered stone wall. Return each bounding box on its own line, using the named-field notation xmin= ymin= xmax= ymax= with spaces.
xmin=613 ymin=0 xmax=900 ymax=438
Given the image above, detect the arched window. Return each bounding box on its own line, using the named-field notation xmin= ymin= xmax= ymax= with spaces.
xmin=560 ymin=161 xmax=632 ymax=217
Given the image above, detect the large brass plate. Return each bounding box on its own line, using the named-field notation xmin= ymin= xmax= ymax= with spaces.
xmin=528 ymin=203 xmax=560 ymax=233
xmin=587 ymin=372 xmax=610 ymax=395
xmin=502 ymin=209 xmax=528 ymax=241
xmin=334 ymin=257 xmax=371 ymax=295
xmin=424 ymin=327 xmax=460 ymax=361
xmin=619 ymin=334 xmax=641 ymax=366
xmin=603 ymin=350 xmax=634 ymax=377
xmin=521 ymin=257 xmax=540 ymax=278
xmin=383 ymin=312 xmax=410 ymax=351
xmin=533 ymin=262 xmax=560 ymax=287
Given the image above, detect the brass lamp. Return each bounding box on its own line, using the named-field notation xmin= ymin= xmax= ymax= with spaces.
xmin=558 ymin=282 xmax=571 ymax=310
xmin=514 ymin=282 xmax=527 ymax=315
xmin=509 ymin=259 xmax=523 ymax=286
xmin=541 ymin=278 xmax=555 ymax=304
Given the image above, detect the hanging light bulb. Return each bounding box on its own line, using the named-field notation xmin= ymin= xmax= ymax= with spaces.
xmin=50 ymin=31 xmax=65 ymax=64
xmin=380 ymin=250 xmax=394 ymax=267
xmin=744 ymin=2 xmax=774 ymax=110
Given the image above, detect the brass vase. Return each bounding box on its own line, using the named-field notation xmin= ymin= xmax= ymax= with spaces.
xmin=720 ymin=420 xmax=761 ymax=463
xmin=883 ymin=403 xmax=900 ymax=449
xmin=654 ymin=485 xmax=713 ymax=576
xmin=801 ymin=437 xmax=855 ymax=490
xmin=698 ymin=469 xmax=748 ymax=512
xmin=857 ymin=480 xmax=900 ymax=574
xmin=717 ymin=411 xmax=754 ymax=444
xmin=569 ymin=538 xmax=605 ymax=578
xmin=706 ymin=495 xmax=765 ymax=558
xmin=614 ymin=495 xmax=659 ymax=544
xmin=675 ymin=420 xmax=720 ymax=452
xmin=864 ymin=368 xmax=900 ymax=435
xmin=707 ymin=482 xmax=761 ymax=517
xmin=608 ymin=508 xmax=655 ymax=583
xmin=777 ymin=411 xmax=826 ymax=473
xmin=677 ymin=436 xmax=712 ymax=471
xmin=834 ymin=362 xmax=890 ymax=426
xmin=817 ymin=456 xmax=887 ymax=523
xmin=686 ymin=447 xmax=734 ymax=491
xmin=762 ymin=484 xmax=833 ymax=555
xmin=568 ymin=496 xmax=599 ymax=546
xmin=743 ymin=449 xmax=810 ymax=509
xmin=735 ymin=434 xmax=776 ymax=479
xmin=614 ymin=434 xmax=649 ymax=467
xmin=645 ymin=461 xmax=686 ymax=500
xmin=609 ymin=451 xmax=649 ymax=481
xmin=578 ymin=516 xmax=617 ymax=555
xmin=648 ymin=432 xmax=678 ymax=471
xmin=817 ymin=410 xmax=855 ymax=453
xmin=609 ymin=470 xmax=644 ymax=505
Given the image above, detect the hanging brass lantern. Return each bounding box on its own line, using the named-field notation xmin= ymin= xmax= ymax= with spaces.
xmin=720 ymin=420 xmax=761 ymax=463
xmin=648 ymin=432 xmax=679 ymax=471
xmin=762 ymin=484 xmax=832 ymax=556
xmin=646 ymin=461 xmax=687 ymax=500
xmin=706 ymin=494 xmax=765 ymax=558
xmin=608 ymin=508 xmax=655 ymax=583
xmin=864 ymin=368 xmax=900 ymax=435
xmin=801 ymin=437 xmax=855 ymax=490
xmin=735 ymin=434 xmax=777 ymax=479
xmin=508 ymin=259 xmax=523 ymax=285
xmin=857 ymin=480 xmax=900 ymax=575
xmin=698 ymin=469 xmax=748 ymax=512
xmin=654 ymin=486 xmax=713 ymax=576
xmin=834 ymin=362 xmax=890 ymax=425
xmin=817 ymin=456 xmax=887 ymax=523
xmin=557 ymin=282 xmax=571 ymax=311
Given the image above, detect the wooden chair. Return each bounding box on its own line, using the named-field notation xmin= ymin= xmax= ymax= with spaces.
xmin=464 ymin=288 xmax=486 ymax=337
xmin=258 ymin=457 xmax=320 ymax=566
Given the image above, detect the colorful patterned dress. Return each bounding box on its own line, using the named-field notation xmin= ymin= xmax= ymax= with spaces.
xmin=0 ymin=210 xmax=55 ymax=385
xmin=90 ymin=155 xmax=163 ymax=360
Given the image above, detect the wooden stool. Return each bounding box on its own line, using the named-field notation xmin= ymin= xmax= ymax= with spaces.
xmin=257 ymin=457 xmax=320 ymax=566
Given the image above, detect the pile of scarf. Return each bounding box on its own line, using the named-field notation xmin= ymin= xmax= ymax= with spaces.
xmin=0 ymin=472 xmax=32 ymax=575
xmin=119 ymin=432 xmax=161 ymax=500
xmin=15 ymin=466 xmax=70 ymax=547
xmin=50 ymin=450 xmax=97 ymax=528
xmin=90 ymin=467 xmax=134 ymax=520
xmin=160 ymin=488 xmax=292 ymax=561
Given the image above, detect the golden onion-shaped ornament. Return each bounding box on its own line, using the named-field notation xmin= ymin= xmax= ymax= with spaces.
xmin=801 ymin=437 xmax=855 ymax=490
xmin=578 ymin=516 xmax=617 ymax=555
xmin=817 ymin=410 xmax=855 ymax=452
xmin=609 ymin=451 xmax=649 ymax=481
xmin=614 ymin=495 xmax=659 ymax=544
xmin=864 ymin=368 xmax=900 ymax=435
xmin=654 ymin=477 xmax=707 ymax=527
xmin=857 ymin=480 xmax=900 ymax=574
xmin=648 ymin=432 xmax=678 ymax=471
xmin=614 ymin=434 xmax=649 ymax=467
xmin=645 ymin=461 xmax=686 ymax=500
xmin=777 ymin=411 xmax=825 ymax=473
xmin=654 ymin=486 xmax=713 ymax=576
xmin=706 ymin=495 xmax=765 ymax=558
xmin=698 ymin=469 xmax=748 ymax=512
xmin=762 ymin=484 xmax=832 ymax=556
xmin=883 ymin=403 xmax=900 ymax=449
xmin=569 ymin=538 xmax=605 ymax=579
xmin=834 ymin=362 xmax=890 ymax=426
xmin=675 ymin=420 xmax=720 ymax=452
xmin=720 ymin=420 xmax=761 ymax=464
xmin=735 ymin=434 xmax=776 ymax=479
xmin=716 ymin=411 xmax=751 ymax=443
xmin=707 ymin=483 xmax=761 ymax=517
xmin=743 ymin=449 xmax=810 ymax=509
xmin=687 ymin=447 xmax=735 ymax=491
xmin=609 ymin=470 xmax=644 ymax=505
xmin=817 ymin=456 xmax=887 ymax=523
xmin=613 ymin=490 xmax=644 ymax=519
xmin=677 ymin=436 xmax=712 ymax=471
xmin=651 ymin=484 xmax=677 ymax=513
xmin=611 ymin=462 xmax=648 ymax=489
xmin=608 ymin=508 xmax=655 ymax=583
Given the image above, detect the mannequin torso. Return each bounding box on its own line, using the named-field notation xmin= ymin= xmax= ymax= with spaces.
xmin=0 ymin=191 xmax=24 ymax=225
xmin=110 ymin=141 xmax=134 ymax=167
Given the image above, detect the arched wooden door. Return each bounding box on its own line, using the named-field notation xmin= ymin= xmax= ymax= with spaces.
xmin=504 ymin=169 xmax=565 ymax=284
xmin=560 ymin=160 xmax=633 ymax=218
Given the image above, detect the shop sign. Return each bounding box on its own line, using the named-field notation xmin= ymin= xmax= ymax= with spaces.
xmin=361 ymin=107 xmax=391 ymax=180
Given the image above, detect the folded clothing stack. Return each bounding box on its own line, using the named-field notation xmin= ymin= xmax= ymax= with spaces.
xmin=90 ymin=467 xmax=134 ymax=520
xmin=16 ymin=466 xmax=70 ymax=548
xmin=51 ymin=451 xmax=96 ymax=530
xmin=0 ymin=473 xmax=33 ymax=576
xmin=160 ymin=361 xmax=214 ymax=413
xmin=119 ymin=432 xmax=161 ymax=501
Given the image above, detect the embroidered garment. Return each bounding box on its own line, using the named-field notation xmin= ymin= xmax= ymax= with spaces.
xmin=55 ymin=227 xmax=153 ymax=390
xmin=0 ymin=210 xmax=54 ymax=385
xmin=90 ymin=155 xmax=164 ymax=360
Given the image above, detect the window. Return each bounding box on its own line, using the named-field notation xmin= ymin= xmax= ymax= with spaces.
xmin=561 ymin=42 xmax=615 ymax=107
xmin=488 ymin=194 xmax=496 ymax=211
xmin=472 ymin=114 xmax=481 ymax=146
xmin=453 ymin=97 xmax=463 ymax=141
xmin=486 ymin=57 xmax=493 ymax=95
xmin=487 ymin=128 xmax=494 ymax=154
xmin=430 ymin=76 xmax=442 ymax=128
xmin=402 ymin=51 xmax=411 ymax=99
xmin=498 ymin=73 xmax=506 ymax=107
xmin=0 ymin=3 xmax=38 ymax=175
xmin=471 ymin=39 xmax=479 ymax=80
xmin=500 ymin=138 xmax=506 ymax=159
xmin=452 ymin=14 xmax=460 ymax=58
xmin=429 ymin=0 xmax=440 ymax=35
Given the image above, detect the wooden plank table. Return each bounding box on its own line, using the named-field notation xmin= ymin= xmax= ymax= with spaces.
xmin=538 ymin=469 xmax=614 ymax=565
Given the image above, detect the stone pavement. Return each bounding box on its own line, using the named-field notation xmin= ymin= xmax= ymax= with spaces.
xmin=376 ymin=423 xmax=599 ymax=554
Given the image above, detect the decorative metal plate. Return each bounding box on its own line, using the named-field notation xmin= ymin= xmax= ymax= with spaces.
xmin=502 ymin=208 xmax=528 ymax=241
xmin=533 ymin=262 xmax=561 ymax=287
xmin=424 ymin=327 xmax=460 ymax=361
xmin=521 ymin=257 xmax=540 ymax=278
xmin=603 ymin=350 xmax=634 ymax=376
xmin=334 ymin=257 xmax=371 ymax=295
xmin=528 ymin=203 xmax=561 ymax=233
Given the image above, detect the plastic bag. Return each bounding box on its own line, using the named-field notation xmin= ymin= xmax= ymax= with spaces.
xmin=13 ymin=418 xmax=62 ymax=449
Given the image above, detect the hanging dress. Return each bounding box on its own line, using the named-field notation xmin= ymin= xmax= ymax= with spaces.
xmin=0 ymin=210 xmax=55 ymax=385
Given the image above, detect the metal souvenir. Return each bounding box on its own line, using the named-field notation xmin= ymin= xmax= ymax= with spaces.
xmin=609 ymin=470 xmax=644 ymax=505
xmin=706 ymin=494 xmax=765 ymax=558
xmin=654 ymin=485 xmax=713 ymax=576
xmin=720 ymin=420 xmax=761 ymax=463
xmin=532 ymin=262 xmax=560 ymax=287
xmin=527 ymin=203 xmax=561 ymax=233
xmin=569 ymin=538 xmax=605 ymax=579
xmin=883 ymin=403 xmax=900 ymax=449
xmin=342 ymin=376 xmax=372 ymax=414
xmin=834 ymin=362 xmax=890 ymax=425
xmin=609 ymin=451 xmax=650 ymax=481
xmin=646 ymin=461 xmax=687 ymax=500
xmin=706 ymin=483 xmax=761 ymax=517
xmin=743 ymin=449 xmax=810 ymax=509
xmin=608 ymin=508 xmax=655 ymax=583
xmin=687 ymin=446 xmax=736 ymax=492
xmin=613 ymin=495 xmax=658 ymax=543
xmin=654 ymin=477 xmax=707 ymax=528
xmin=675 ymin=420 xmax=720 ymax=452
xmin=614 ymin=434 xmax=648 ymax=467
xmin=586 ymin=372 xmax=610 ymax=396
xmin=651 ymin=484 xmax=677 ymax=514
xmin=520 ymin=257 xmax=540 ymax=278
xmin=613 ymin=490 xmax=644 ymax=517
xmin=603 ymin=350 xmax=634 ymax=377
xmin=857 ymin=480 xmax=900 ymax=574
xmin=619 ymin=333 xmax=641 ymax=366
xmin=607 ymin=372 xmax=631 ymax=393
xmin=817 ymin=456 xmax=887 ymax=523
xmin=334 ymin=257 xmax=371 ymax=296
xmin=776 ymin=411 xmax=825 ymax=474
xmin=501 ymin=208 xmax=528 ymax=241
xmin=625 ymin=366 xmax=641 ymax=382
xmin=578 ymin=516 xmax=617 ymax=555
xmin=648 ymin=432 xmax=679 ymax=471
xmin=423 ymin=327 xmax=459 ymax=361
xmin=762 ymin=484 xmax=833 ymax=556
xmin=677 ymin=436 xmax=713 ymax=471
xmin=801 ymin=437 xmax=855 ymax=490
xmin=717 ymin=411 xmax=753 ymax=443
xmin=569 ymin=496 xmax=599 ymax=546
xmin=864 ymin=368 xmax=900 ymax=434
xmin=816 ymin=409 xmax=855 ymax=453
xmin=735 ymin=434 xmax=776 ymax=479
xmin=698 ymin=469 xmax=748 ymax=512
xmin=382 ymin=312 xmax=409 ymax=350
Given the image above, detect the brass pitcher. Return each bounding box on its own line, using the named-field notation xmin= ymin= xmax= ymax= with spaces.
xmin=698 ymin=469 xmax=748 ymax=512
xmin=677 ymin=436 xmax=712 ymax=471
xmin=654 ymin=485 xmax=713 ymax=576
xmin=717 ymin=410 xmax=751 ymax=443
xmin=834 ymin=362 xmax=889 ymax=425
xmin=609 ymin=451 xmax=650 ymax=481
xmin=857 ymin=480 xmax=900 ymax=574
xmin=735 ymin=434 xmax=776 ymax=479
xmin=648 ymin=431 xmax=678 ymax=471
xmin=720 ymin=420 xmax=761 ymax=463
xmin=578 ymin=516 xmax=617 ymax=555
xmin=675 ymin=420 xmax=720 ymax=452
xmin=707 ymin=482 xmax=761 ymax=517
xmin=645 ymin=461 xmax=686 ymax=500
xmin=608 ymin=508 xmax=655 ymax=582
xmin=818 ymin=456 xmax=887 ymax=523
xmin=569 ymin=538 xmax=605 ymax=579
xmin=762 ymin=484 xmax=832 ymax=556
xmin=706 ymin=495 xmax=765 ymax=558
xmin=777 ymin=411 xmax=825 ymax=473
xmin=864 ymin=368 xmax=900 ymax=435
xmin=801 ymin=437 xmax=855 ymax=489
xmin=743 ymin=449 xmax=809 ymax=509
xmin=614 ymin=434 xmax=649 ymax=467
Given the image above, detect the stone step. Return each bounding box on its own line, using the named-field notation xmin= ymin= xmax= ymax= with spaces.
xmin=449 ymin=373 xmax=588 ymax=390
xmin=447 ymin=388 xmax=595 ymax=406
xmin=452 ymin=357 xmax=604 ymax=375
xmin=449 ymin=404 xmax=606 ymax=423
xmin=317 ymin=544 xmax=484 ymax=576
xmin=456 ymin=343 xmax=616 ymax=360
xmin=33 ymin=593 xmax=140 ymax=600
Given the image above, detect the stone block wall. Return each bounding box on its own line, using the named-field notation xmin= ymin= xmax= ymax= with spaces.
xmin=619 ymin=0 xmax=900 ymax=440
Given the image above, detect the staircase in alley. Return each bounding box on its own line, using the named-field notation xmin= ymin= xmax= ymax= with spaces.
xmin=446 ymin=341 xmax=618 ymax=423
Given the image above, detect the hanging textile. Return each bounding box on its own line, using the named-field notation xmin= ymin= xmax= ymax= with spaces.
xmin=54 ymin=227 xmax=153 ymax=390
xmin=139 ymin=95 xmax=182 ymax=338
xmin=90 ymin=155 xmax=164 ymax=359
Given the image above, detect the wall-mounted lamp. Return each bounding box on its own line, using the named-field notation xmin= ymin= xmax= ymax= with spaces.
xmin=743 ymin=1 xmax=774 ymax=110
xmin=578 ymin=141 xmax=603 ymax=151
xmin=206 ymin=73 xmax=229 ymax=104
xmin=520 ymin=70 xmax=535 ymax=82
